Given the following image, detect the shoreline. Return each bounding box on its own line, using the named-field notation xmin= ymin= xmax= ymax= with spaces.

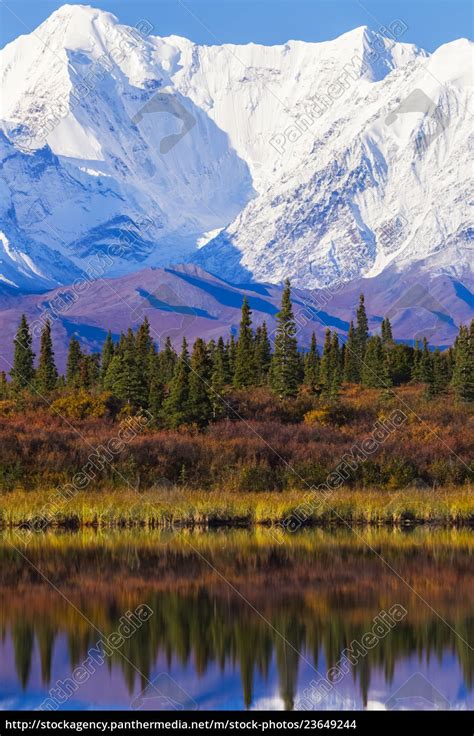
xmin=2 ymin=487 xmax=473 ymax=530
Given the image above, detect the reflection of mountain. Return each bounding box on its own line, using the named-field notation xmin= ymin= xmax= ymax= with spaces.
xmin=1 ymin=529 xmax=473 ymax=709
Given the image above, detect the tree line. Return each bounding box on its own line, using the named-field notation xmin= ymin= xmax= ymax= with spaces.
xmin=2 ymin=281 xmax=472 ymax=427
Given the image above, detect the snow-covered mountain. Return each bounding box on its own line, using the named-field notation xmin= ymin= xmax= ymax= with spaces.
xmin=0 ymin=4 xmax=472 ymax=291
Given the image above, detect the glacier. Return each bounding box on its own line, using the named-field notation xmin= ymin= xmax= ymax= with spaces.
xmin=0 ymin=3 xmax=472 ymax=293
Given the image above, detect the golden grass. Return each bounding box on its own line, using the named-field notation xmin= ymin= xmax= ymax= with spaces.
xmin=0 ymin=485 xmax=472 ymax=528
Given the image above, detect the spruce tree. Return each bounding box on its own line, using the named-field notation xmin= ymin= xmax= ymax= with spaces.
xmin=148 ymin=351 xmax=164 ymax=425
xmin=159 ymin=337 xmax=177 ymax=384
xmin=210 ymin=340 xmax=227 ymax=419
xmin=411 ymin=340 xmax=423 ymax=382
xmin=381 ymin=317 xmax=393 ymax=344
xmin=234 ymin=297 xmax=256 ymax=388
xmin=445 ymin=346 xmax=455 ymax=383
xmin=124 ymin=328 xmax=147 ymax=408
xmin=329 ymin=331 xmax=342 ymax=399
xmin=269 ymin=280 xmax=300 ymax=398
xmin=188 ymin=338 xmax=213 ymax=426
xmin=361 ymin=336 xmax=390 ymax=388
xmin=420 ymin=337 xmax=434 ymax=394
xmin=11 ymin=315 xmax=35 ymax=390
xmin=451 ymin=324 xmax=473 ymax=402
xmin=100 ymin=331 xmax=115 ymax=387
xmin=343 ymin=321 xmax=359 ymax=383
xmin=66 ymin=336 xmax=82 ymax=388
xmin=80 ymin=353 xmax=100 ymax=389
xmin=162 ymin=338 xmax=190 ymax=427
xmin=136 ymin=317 xmax=153 ymax=386
xmin=227 ymin=335 xmax=237 ymax=381
xmin=0 ymin=371 xmax=8 ymax=400
xmin=254 ymin=322 xmax=272 ymax=385
xmin=36 ymin=321 xmax=58 ymax=394
xmin=319 ymin=329 xmax=333 ymax=394
xmin=432 ymin=348 xmax=449 ymax=396
xmin=355 ymin=294 xmax=369 ymax=380
xmin=304 ymin=332 xmax=319 ymax=392
xmin=386 ymin=343 xmax=412 ymax=386
xmin=104 ymin=353 xmax=124 ymax=395
xmin=104 ymin=329 xmax=146 ymax=408
xmin=207 ymin=339 xmax=216 ymax=363
xmin=215 ymin=336 xmax=230 ymax=383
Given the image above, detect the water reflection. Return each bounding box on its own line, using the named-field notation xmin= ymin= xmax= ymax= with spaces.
xmin=0 ymin=527 xmax=472 ymax=710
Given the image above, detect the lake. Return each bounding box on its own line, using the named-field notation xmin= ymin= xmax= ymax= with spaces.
xmin=0 ymin=527 xmax=472 ymax=711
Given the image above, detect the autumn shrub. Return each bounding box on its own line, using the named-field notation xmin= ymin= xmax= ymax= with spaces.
xmin=0 ymin=387 xmax=471 ymax=492
xmin=50 ymin=391 xmax=117 ymax=420
xmin=304 ymin=402 xmax=355 ymax=427
xmin=230 ymin=463 xmax=284 ymax=492
xmin=0 ymin=400 xmax=17 ymax=416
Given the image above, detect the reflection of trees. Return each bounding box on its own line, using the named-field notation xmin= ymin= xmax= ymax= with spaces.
xmin=7 ymin=589 xmax=474 ymax=708
xmin=3 ymin=528 xmax=474 ymax=707
xmin=12 ymin=621 xmax=33 ymax=690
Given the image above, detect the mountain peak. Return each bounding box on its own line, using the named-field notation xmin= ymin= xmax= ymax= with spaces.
xmin=42 ymin=3 xmax=118 ymax=25
xmin=0 ymin=5 xmax=470 ymax=295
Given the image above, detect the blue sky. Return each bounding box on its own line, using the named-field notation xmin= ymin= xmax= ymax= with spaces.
xmin=1 ymin=0 xmax=473 ymax=50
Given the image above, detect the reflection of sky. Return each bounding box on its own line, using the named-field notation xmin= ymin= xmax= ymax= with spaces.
xmin=0 ymin=635 xmax=472 ymax=712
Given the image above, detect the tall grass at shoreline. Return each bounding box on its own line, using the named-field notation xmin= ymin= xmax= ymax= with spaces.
xmin=1 ymin=486 xmax=472 ymax=529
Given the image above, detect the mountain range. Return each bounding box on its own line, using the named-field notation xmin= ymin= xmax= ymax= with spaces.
xmin=0 ymin=3 xmax=472 ymax=359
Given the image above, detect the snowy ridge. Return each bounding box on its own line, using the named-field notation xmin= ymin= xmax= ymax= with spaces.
xmin=0 ymin=4 xmax=472 ymax=292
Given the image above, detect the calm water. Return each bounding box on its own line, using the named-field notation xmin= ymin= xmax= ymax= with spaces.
xmin=0 ymin=527 xmax=472 ymax=711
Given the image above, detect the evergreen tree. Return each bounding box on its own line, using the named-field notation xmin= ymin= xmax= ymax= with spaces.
xmin=162 ymin=338 xmax=190 ymax=427
xmin=148 ymin=351 xmax=164 ymax=425
xmin=319 ymin=329 xmax=333 ymax=393
xmin=432 ymin=348 xmax=449 ymax=396
xmin=419 ymin=339 xmax=434 ymax=398
xmin=420 ymin=338 xmax=431 ymax=378
xmin=100 ymin=331 xmax=115 ymax=386
xmin=188 ymin=338 xmax=213 ymax=426
xmin=445 ymin=346 xmax=455 ymax=382
xmin=159 ymin=337 xmax=177 ymax=385
xmin=386 ymin=343 xmax=412 ymax=386
xmin=234 ymin=298 xmax=256 ymax=388
xmin=80 ymin=353 xmax=100 ymax=389
xmin=104 ymin=353 xmax=124 ymax=395
xmin=226 ymin=334 xmax=237 ymax=381
xmin=207 ymin=339 xmax=216 ymax=363
xmin=104 ymin=329 xmax=146 ymax=408
xmin=304 ymin=332 xmax=319 ymax=392
xmin=0 ymin=371 xmax=8 ymax=400
xmin=215 ymin=336 xmax=230 ymax=383
xmin=136 ymin=317 xmax=153 ymax=386
xmin=361 ymin=336 xmax=390 ymax=388
xmin=411 ymin=340 xmax=424 ymax=382
xmin=451 ymin=324 xmax=473 ymax=402
xmin=329 ymin=332 xmax=342 ymax=399
xmin=355 ymin=294 xmax=369 ymax=380
xmin=66 ymin=336 xmax=82 ymax=387
xmin=269 ymin=280 xmax=300 ymax=398
xmin=36 ymin=321 xmax=58 ymax=394
xmin=10 ymin=315 xmax=35 ymax=390
xmin=343 ymin=321 xmax=359 ymax=383
xmin=210 ymin=339 xmax=227 ymax=419
xmin=254 ymin=322 xmax=272 ymax=384
xmin=381 ymin=317 xmax=393 ymax=344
